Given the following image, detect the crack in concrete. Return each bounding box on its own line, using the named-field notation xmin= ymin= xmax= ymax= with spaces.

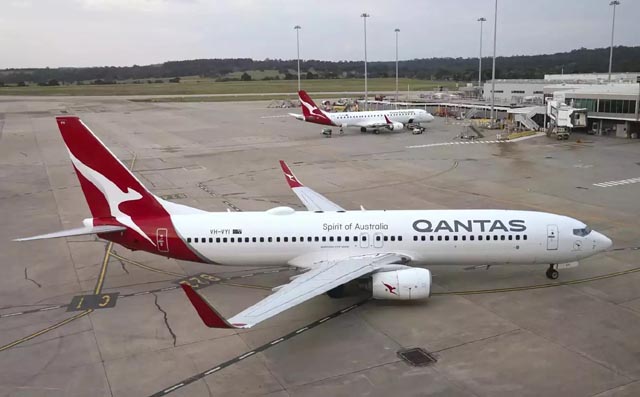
xmin=24 ymin=267 xmax=42 ymax=288
xmin=152 ymin=293 xmax=176 ymax=346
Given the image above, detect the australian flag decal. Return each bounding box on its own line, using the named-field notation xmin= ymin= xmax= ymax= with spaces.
xmin=232 ymin=229 xmax=242 ymax=235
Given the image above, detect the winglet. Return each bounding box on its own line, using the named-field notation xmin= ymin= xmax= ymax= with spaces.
xmin=180 ymin=284 xmax=246 ymax=329
xmin=279 ymin=160 xmax=304 ymax=188
xmin=384 ymin=114 xmax=392 ymax=124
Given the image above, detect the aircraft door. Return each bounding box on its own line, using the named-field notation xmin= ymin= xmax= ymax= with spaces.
xmin=546 ymin=225 xmax=559 ymax=250
xmin=373 ymin=232 xmax=384 ymax=248
xmin=359 ymin=233 xmax=369 ymax=248
xmin=156 ymin=228 xmax=169 ymax=252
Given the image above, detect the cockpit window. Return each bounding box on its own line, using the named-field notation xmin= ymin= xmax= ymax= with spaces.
xmin=573 ymin=227 xmax=592 ymax=237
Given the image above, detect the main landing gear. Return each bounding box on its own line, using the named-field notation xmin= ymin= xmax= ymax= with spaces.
xmin=546 ymin=264 xmax=559 ymax=280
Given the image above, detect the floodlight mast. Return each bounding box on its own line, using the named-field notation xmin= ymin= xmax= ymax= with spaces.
xmin=361 ymin=13 xmax=370 ymax=111
xmin=294 ymin=25 xmax=301 ymax=92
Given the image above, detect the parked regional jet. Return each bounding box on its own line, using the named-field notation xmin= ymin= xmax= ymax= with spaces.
xmin=289 ymin=90 xmax=434 ymax=134
xmin=16 ymin=117 xmax=612 ymax=329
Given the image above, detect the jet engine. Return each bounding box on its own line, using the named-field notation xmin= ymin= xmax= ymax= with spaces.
xmin=368 ymin=268 xmax=431 ymax=300
xmin=387 ymin=121 xmax=404 ymax=131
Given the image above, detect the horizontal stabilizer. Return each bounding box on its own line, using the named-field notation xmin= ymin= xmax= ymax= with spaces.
xmin=14 ymin=225 xmax=126 ymax=241
xmin=289 ymin=113 xmax=304 ymax=120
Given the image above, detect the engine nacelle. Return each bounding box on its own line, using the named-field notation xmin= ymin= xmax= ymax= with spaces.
xmin=371 ymin=268 xmax=431 ymax=300
xmin=387 ymin=121 xmax=404 ymax=131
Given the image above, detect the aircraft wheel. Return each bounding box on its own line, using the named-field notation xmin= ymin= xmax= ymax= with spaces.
xmin=327 ymin=285 xmax=346 ymax=298
xmin=546 ymin=266 xmax=559 ymax=280
xmin=374 ymin=129 xmax=380 ymax=134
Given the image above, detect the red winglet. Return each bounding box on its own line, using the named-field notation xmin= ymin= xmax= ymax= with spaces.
xmin=384 ymin=114 xmax=392 ymax=124
xmin=180 ymin=284 xmax=242 ymax=328
xmin=279 ymin=160 xmax=304 ymax=188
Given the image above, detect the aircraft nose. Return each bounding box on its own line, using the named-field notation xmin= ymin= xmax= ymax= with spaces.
xmin=594 ymin=231 xmax=613 ymax=251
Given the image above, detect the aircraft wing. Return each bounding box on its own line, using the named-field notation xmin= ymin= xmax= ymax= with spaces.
xmin=288 ymin=113 xmax=304 ymax=121
xmin=356 ymin=115 xmax=396 ymax=130
xmin=279 ymin=160 xmax=345 ymax=211
xmin=14 ymin=225 xmax=126 ymax=241
xmin=181 ymin=253 xmax=408 ymax=329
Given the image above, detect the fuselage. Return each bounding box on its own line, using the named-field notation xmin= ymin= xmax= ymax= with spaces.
xmin=108 ymin=208 xmax=612 ymax=268
xmin=326 ymin=108 xmax=434 ymax=129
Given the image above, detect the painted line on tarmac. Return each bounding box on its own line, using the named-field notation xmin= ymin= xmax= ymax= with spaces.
xmin=110 ymin=253 xmax=185 ymax=278
xmin=0 ymin=310 xmax=93 ymax=352
xmin=433 ymin=264 xmax=640 ymax=296
xmin=593 ymin=177 xmax=640 ymax=188
xmin=148 ymin=298 xmax=369 ymax=397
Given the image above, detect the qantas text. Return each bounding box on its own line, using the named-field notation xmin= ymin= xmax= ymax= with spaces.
xmin=412 ymin=219 xmax=526 ymax=233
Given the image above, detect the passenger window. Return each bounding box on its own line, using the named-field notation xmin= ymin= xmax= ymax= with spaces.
xmin=216 ymin=238 xmax=221 ymax=243
xmin=209 ymin=238 xmax=213 ymax=243
xmin=523 ymin=235 xmax=528 ymax=240
xmin=398 ymin=236 xmax=402 ymax=242
xmin=515 ymin=235 xmax=520 ymax=240
xmin=284 ymin=237 xmax=288 ymax=242
xmin=493 ymin=235 xmax=498 ymax=241
xmin=453 ymin=236 xmax=458 ymax=241
xmin=470 ymin=235 xmax=474 ymax=241
xmin=329 ymin=236 xmax=334 ymax=242
xmin=237 ymin=239 xmax=242 ymax=244
xmin=376 ymin=235 xmax=381 ymax=241
xmin=315 ymin=236 xmax=319 ymax=242
xmin=445 ymin=236 xmax=449 ymax=241
xmin=223 ymin=238 xmax=228 ymax=243
xmin=500 ymin=235 xmax=505 ymax=241
xmin=308 ymin=237 xmax=312 ymax=242
xmin=322 ymin=236 xmax=327 ymax=242
xmin=421 ymin=236 xmax=426 ymax=241
xmin=337 ymin=236 xmax=341 ymax=242
xmin=252 ymin=237 xmax=257 ymax=243
xmin=187 ymin=237 xmax=192 ymax=243
xmin=230 ymin=238 xmax=235 ymax=243
xmin=345 ymin=236 xmax=350 ymax=242
xmin=292 ymin=237 xmax=296 ymax=242
xmin=260 ymin=237 xmax=264 ymax=242
xmin=194 ymin=238 xmax=199 ymax=243
xmin=437 ymin=236 xmax=442 ymax=241
xmin=414 ymin=236 xmax=418 ymax=241
xmin=461 ymin=235 xmax=466 ymax=241
xmin=362 ymin=236 xmax=367 ymax=241
xmin=268 ymin=237 xmax=272 ymax=242
xmin=383 ymin=236 xmax=388 ymax=241
xmin=430 ymin=236 xmax=434 ymax=241
xmin=508 ymin=235 xmax=512 ymax=241
xmin=245 ymin=237 xmax=249 ymax=243
xmin=354 ymin=236 xmax=358 ymax=242
xmin=478 ymin=236 xmax=483 ymax=241
xmin=202 ymin=237 xmax=206 ymax=242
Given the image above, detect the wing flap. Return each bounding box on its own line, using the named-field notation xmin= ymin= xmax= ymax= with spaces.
xmin=14 ymin=225 xmax=126 ymax=241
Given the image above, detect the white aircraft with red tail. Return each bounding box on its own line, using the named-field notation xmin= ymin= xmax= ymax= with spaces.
xmin=289 ymin=90 xmax=434 ymax=134
xmin=15 ymin=117 xmax=612 ymax=329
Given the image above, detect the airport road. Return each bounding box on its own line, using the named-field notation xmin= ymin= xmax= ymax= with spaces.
xmin=1 ymin=97 xmax=639 ymax=396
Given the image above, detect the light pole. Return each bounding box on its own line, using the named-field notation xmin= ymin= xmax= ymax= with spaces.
xmin=361 ymin=13 xmax=370 ymax=111
xmin=395 ymin=28 xmax=400 ymax=105
xmin=608 ymin=1 xmax=620 ymax=83
xmin=477 ymin=17 xmax=486 ymax=96
xmin=490 ymin=0 xmax=498 ymax=124
xmin=294 ymin=25 xmax=301 ymax=92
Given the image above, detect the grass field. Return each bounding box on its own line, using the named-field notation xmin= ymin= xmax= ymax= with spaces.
xmin=0 ymin=78 xmax=459 ymax=96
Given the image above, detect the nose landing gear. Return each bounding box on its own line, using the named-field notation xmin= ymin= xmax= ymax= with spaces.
xmin=546 ymin=264 xmax=559 ymax=280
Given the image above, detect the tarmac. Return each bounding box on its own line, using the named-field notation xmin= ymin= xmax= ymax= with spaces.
xmin=1 ymin=96 xmax=639 ymax=397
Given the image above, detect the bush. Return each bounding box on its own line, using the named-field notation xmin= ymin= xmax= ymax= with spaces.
xmin=168 ymin=77 xmax=181 ymax=83
xmin=240 ymin=72 xmax=252 ymax=81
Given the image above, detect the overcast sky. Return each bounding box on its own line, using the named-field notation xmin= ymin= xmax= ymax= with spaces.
xmin=2 ymin=0 xmax=639 ymax=69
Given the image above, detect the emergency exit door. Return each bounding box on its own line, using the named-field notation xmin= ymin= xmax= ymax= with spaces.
xmin=546 ymin=225 xmax=558 ymax=250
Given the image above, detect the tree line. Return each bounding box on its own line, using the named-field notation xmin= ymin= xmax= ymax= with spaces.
xmin=1 ymin=46 xmax=639 ymax=86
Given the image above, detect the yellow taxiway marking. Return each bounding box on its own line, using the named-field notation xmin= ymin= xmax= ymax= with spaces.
xmin=94 ymin=242 xmax=113 ymax=294
xmin=110 ymin=253 xmax=184 ymax=277
xmin=433 ymin=265 xmax=640 ymax=296
xmin=0 ymin=310 xmax=92 ymax=352
xmin=219 ymin=281 xmax=272 ymax=291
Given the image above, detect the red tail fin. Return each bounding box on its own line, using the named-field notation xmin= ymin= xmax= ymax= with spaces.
xmin=57 ymin=117 xmax=162 ymax=220
xmin=56 ymin=116 xmax=204 ymax=262
xmin=298 ymin=90 xmax=334 ymax=126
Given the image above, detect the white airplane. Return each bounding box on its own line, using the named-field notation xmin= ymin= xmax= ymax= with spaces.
xmin=289 ymin=90 xmax=435 ymax=134
xmin=16 ymin=116 xmax=612 ymax=329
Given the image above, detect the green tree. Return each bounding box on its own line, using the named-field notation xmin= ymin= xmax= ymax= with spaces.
xmin=240 ymin=72 xmax=252 ymax=81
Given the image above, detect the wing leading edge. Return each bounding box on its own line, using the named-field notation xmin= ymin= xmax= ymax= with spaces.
xmin=279 ymin=160 xmax=344 ymax=212
xmin=181 ymin=253 xmax=408 ymax=329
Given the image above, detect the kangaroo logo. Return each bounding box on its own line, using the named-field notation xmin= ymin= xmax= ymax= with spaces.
xmin=68 ymin=150 xmax=156 ymax=247
xmin=382 ymin=282 xmax=398 ymax=295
